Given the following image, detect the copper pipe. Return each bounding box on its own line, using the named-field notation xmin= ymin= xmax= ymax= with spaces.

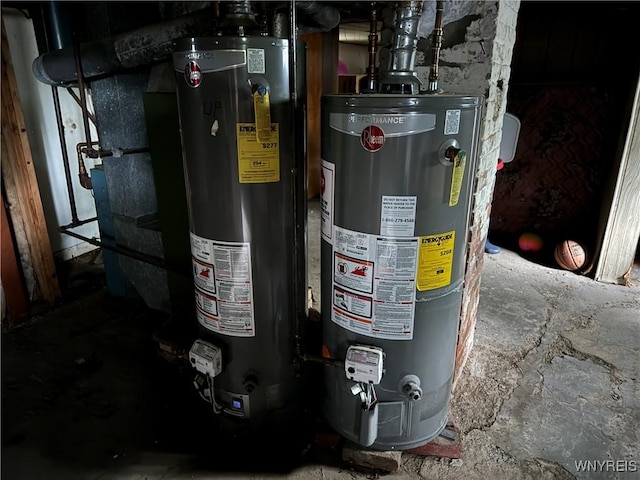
xmin=367 ymin=3 xmax=378 ymax=78
xmin=72 ymin=32 xmax=99 ymax=160
xmin=65 ymin=87 xmax=97 ymax=126
xmin=428 ymin=0 xmax=444 ymax=93
xmin=76 ymin=141 xmax=98 ymax=190
xmin=361 ymin=2 xmax=379 ymax=93
xmin=75 ymin=141 xmax=150 ymax=190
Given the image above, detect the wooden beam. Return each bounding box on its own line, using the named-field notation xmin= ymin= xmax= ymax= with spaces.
xmin=300 ymin=32 xmax=323 ymax=199
xmin=595 ymin=72 xmax=640 ymax=285
xmin=1 ymin=189 xmax=29 ymax=324
xmin=1 ymin=18 xmax=60 ymax=305
xmin=300 ymin=30 xmax=339 ymax=199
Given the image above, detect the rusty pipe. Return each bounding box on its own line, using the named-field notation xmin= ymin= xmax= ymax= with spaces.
xmin=72 ymin=31 xmax=99 ymax=164
xmin=76 ymin=141 xmax=98 ymax=190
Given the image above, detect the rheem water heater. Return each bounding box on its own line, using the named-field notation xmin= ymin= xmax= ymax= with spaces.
xmin=320 ymin=0 xmax=482 ymax=451
xmin=173 ymin=34 xmax=306 ymax=427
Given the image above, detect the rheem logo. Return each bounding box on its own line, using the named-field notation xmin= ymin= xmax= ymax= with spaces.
xmin=185 ymin=61 xmax=202 ymax=88
xmin=361 ymin=125 xmax=385 ymax=152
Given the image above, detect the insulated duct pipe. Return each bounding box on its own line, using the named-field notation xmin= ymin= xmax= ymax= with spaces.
xmin=381 ymin=0 xmax=424 ymax=94
xmin=33 ymin=7 xmax=219 ymax=86
xmin=33 ymin=2 xmax=340 ymax=86
xmin=296 ymin=1 xmax=341 ymax=32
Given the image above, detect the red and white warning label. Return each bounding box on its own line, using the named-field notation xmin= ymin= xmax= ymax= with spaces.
xmin=331 ymin=226 xmax=418 ymax=340
xmin=190 ymin=232 xmax=255 ymax=337
xmin=333 ymin=286 xmax=372 ymax=318
xmin=192 ymin=257 xmax=215 ymax=294
xmin=334 ymin=252 xmax=374 ymax=294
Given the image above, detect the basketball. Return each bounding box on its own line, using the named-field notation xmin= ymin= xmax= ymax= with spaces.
xmin=554 ymin=240 xmax=587 ymax=271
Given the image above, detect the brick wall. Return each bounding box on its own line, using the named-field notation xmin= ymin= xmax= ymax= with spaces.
xmin=413 ymin=0 xmax=521 ymax=386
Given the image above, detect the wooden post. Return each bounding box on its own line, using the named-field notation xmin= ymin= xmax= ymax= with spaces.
xmin=1 ymin=18 xmax=61 ymax=306
xmin=595 ymin=72 xmax=640 ymax=285
xmin=300 ymin=30 xmax=339 ymax=199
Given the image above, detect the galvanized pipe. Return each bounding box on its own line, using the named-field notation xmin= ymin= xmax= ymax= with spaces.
xmin=39 ymin=2 xmax=79 ymax=224
xmin=58 ymin=224 xmax=181 ymax=273
xmin=52 ymin=82 xmax=79 ymax=223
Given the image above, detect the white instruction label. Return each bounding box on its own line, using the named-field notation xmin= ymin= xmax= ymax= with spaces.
xmin=444 ymin=109 xmax=461 ymax=135
xmin=321 ymin=160 xmax=335 ymax=242
xmin=331 ymin=226 xmax=418 ymax=340
xmin=380 ymin=196 xmax=417 ymax=237
xmin=190 ymin=232 xmax=255 ymax=337
xmin=247 ymin=48 xmax=265 ymax=74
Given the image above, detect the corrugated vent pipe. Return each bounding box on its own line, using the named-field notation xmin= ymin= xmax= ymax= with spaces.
xmin=381 ymin=0 xmax=424 ymax=94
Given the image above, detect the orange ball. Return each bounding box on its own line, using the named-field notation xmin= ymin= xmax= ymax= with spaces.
xmin=518 ymin=233 xmax=543 ymax=253
xmin=554 ymin=240 xmax=587 ymax=271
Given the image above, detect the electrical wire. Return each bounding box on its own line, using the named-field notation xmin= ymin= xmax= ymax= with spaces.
xmin=206 ymin=375 xmax=223 ymax=414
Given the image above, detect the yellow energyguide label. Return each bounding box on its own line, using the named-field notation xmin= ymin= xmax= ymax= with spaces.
xmin=449 ymin=150 xmax=466 ymax=207
xmin=417 ymin=230 xmax=455 ymax=291
xmin=236 ymin=123 xmax=279 ymax=184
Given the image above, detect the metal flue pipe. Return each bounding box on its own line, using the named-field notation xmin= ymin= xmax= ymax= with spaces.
xmin=381 ymin=1 xmax=424 ymax=94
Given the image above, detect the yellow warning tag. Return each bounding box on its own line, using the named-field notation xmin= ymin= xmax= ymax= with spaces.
xmin=236 ymin=123 xmax=279 ymax=184
xmin=417 ymin=231 xmax=455 ymax=291
xmin=253 ymin=89 xmax=272 ymax=142
xmin=449 ymin=149 xmax=467 ymax=207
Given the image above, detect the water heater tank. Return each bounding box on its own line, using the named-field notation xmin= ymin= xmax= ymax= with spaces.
xmin=321 ymin=94 xmax=482 ymax=450
xmin=173 ymin=36 xmax=306 ymax=427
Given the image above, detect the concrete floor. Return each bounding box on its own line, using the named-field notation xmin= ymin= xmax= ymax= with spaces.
xmin=2 ymin=199 xmax=639 ymax=479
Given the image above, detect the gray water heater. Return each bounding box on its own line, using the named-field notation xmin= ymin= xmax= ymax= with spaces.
xmin=321 ymin=94 xmax=482 ymax=450
xmin=173 ymin=36 xmax=306 ymax=425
